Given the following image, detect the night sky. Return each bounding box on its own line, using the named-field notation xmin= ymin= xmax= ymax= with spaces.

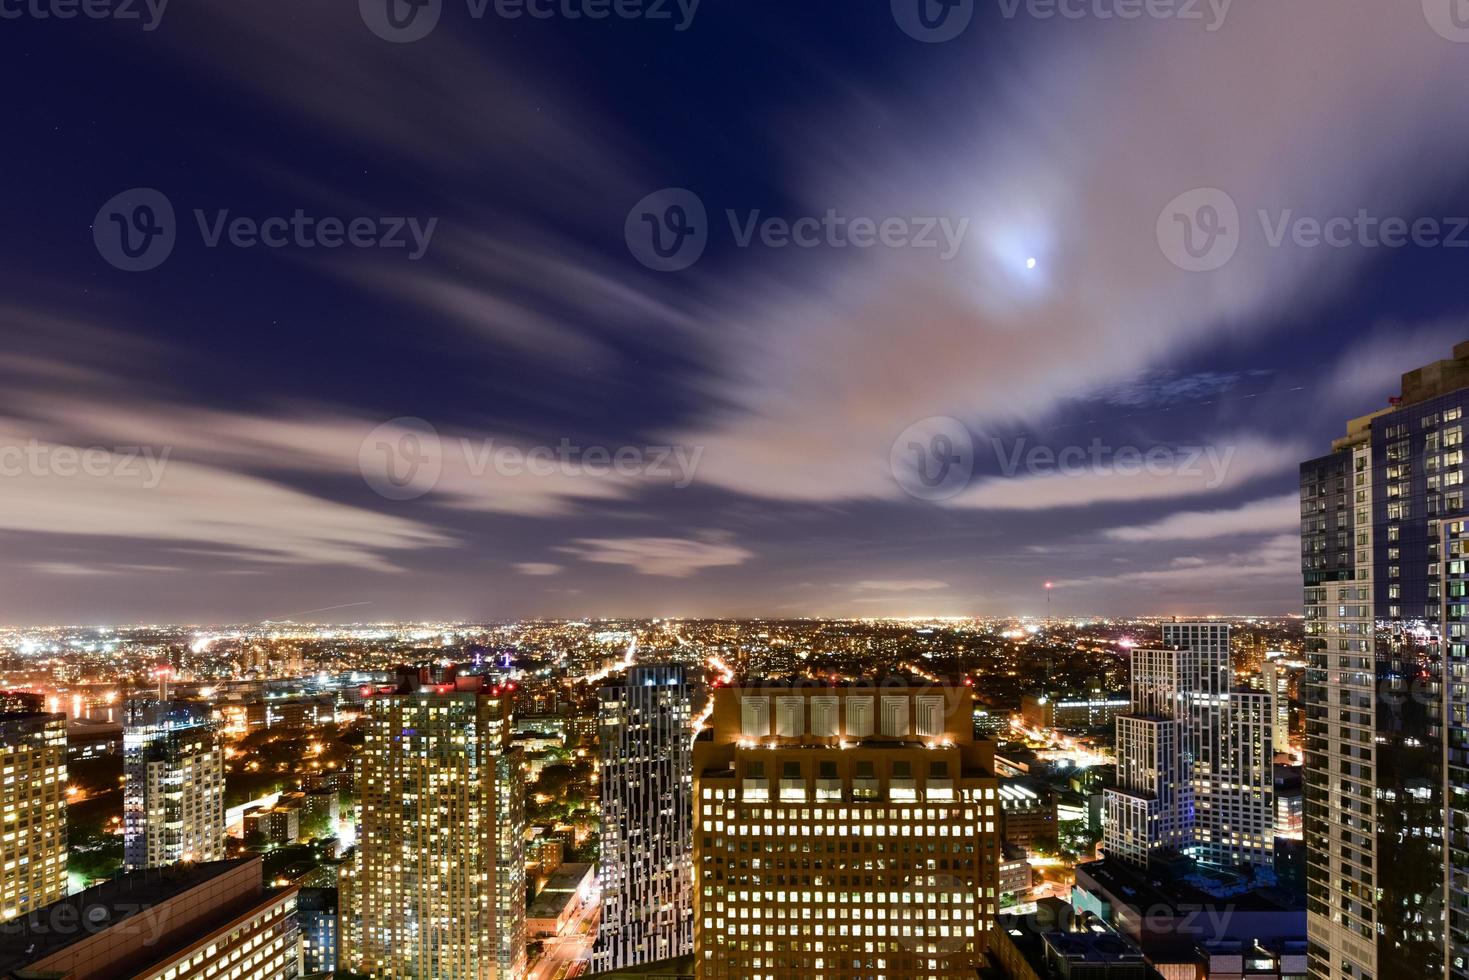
xmin=4 ymin=0 xmax=1469 ymax=624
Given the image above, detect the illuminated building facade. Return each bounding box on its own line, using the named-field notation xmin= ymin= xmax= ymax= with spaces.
xmin=1103 ymin=625 xmax=1275 ymax=871
xmin=0 ymin=710 xmax=67 ymax=921
xmin=123 ymin=700 xmax=226 ymax=871
xmin=1300 ymin=343 xmax=1469 ymax=980
xmin=353 ymin=666 xmax=526 ymax=980
xmin=693 ymin=683 xmax=1001 ymax=979
xmin=595 ymin=664 xmax=694 ymax=971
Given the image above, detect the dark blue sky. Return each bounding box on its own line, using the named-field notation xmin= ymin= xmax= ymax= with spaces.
xmin=3 ymin=0 xmax=1469 ymax=624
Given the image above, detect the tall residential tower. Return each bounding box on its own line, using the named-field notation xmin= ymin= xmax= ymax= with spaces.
xmin=1103 ymin=624 xmax=1275 ymax=871
xmin=0 ymin=709 xmax=67 ymax=921
xmin=1301 ymin=342 xmax=1469 ymax=980
xmin=594 ymin=664 xmax=694 ymax=971
xmin=352 ymin=666 xmax=526 ymax=980
xmin=123 ymin=699 xmax=226 ymax=871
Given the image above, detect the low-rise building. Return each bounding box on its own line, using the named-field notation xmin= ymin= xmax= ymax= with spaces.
xmin=526 ymin=862 xmax=594 ymax=938
xmin=1000 ymin=779 xmax=1058 ymax=850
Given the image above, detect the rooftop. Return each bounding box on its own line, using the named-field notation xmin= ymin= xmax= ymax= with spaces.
xmin=0 ymin=858 xmax=260 ymax=977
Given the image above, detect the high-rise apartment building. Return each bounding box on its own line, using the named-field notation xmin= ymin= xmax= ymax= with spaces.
xmin=352 ymin=665 xmax=526 ymax=980
xmin=1300 ymin=342 xmax=1469 ymax=980
xmin=0 ymin=710 xmax=67 ymax=921
xmin=123 ymin=700 xmax=226 ymax=871
xmin=594 ymin=664 xmax=694 ymax=971
xmin=692 ymin=682 xmax=1001 ymax=979
xmin=1103 ymin=624 xmax=1274 ymax=871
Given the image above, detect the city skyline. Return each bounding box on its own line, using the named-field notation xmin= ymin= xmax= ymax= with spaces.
xmin=7 ymin=3 xmax=1469 ymax=622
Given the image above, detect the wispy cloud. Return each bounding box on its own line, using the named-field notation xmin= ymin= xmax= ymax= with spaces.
xmin=849 ymin=579 xmax=949 ymax=592
xmin=558 ymin=532 xmax=752 ymax=577
xmin=951 ymin=436 xmax=1303 ymax=511
xmin=1103 ymin=493 xmax=1300 ymax=542
xmin=514 ymin=562 xmax=564 ymax=577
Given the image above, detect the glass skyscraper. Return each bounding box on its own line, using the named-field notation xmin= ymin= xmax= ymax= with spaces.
xmin=1301 ymin=341 xmax=1469 ymax=980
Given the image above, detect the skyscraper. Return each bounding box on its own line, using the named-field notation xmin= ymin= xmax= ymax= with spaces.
xmin=123 ymin=699 xmax=226 ymax=871
xmin=594 ymin=664 xmax=694 ymax=971
xmin=692 ymin=682 xmax=1001 ymax=979
xmin=1103 ymin=624 xmax=1274 ymax=871
xmin=1301 ymin=342 xmax=1469 ymax=980
xmin=352 ymin=666 xmax=526 ymax=980
xmin=0 ymin=710 xmax=67 ymax=921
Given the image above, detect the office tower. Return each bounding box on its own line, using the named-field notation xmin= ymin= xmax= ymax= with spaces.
xmin=353 ymin=666 xmax=526 ymax=980
xmin=123 ymin=700 xmax=226 ymax=871
xmin=1102 ymin=625 xmax=1274 ymax=870
xmin=594 ymin=664 xmax=694 ymax=971
xmin=1300 ymin=342 xmax=1469 ymax=980
xmin=0 ymin=856 xmax=298 ymax=979
xmin=0 ymin=710 xmax=67 ymax=921
xmin=692 ymin=682 xmax=1001 ymax=979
